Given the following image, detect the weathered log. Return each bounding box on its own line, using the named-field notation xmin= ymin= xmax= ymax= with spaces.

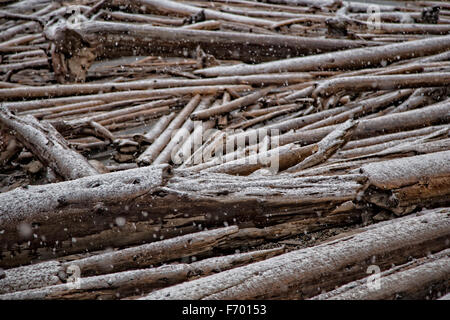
xmin=0 ymin=171 xmax=366 ymax=265
xmin=0 ymin=106 xmax=98 ymax=180
xmin=0 ymin=199 xmax=357 ymax=269
xmin=358 ymin=150 xmax=450 ymax=190
xmin=203 ymin=142 xmax=315 ymax=175
xmin=0 ymin=164 xmax=171 ymax=250
xmin=341 ymin=128 xmax=449 ymax=161
xmin=137 ymin=95 xmax=201 ymax=165
xmin=312 ymin=73 xmax=450 ymax=98
xmin=44 ymin=20 xmax=369 ymax=82
xmin=63 ymin=226 xmax=239 ymax=276
xmin=0 ymin=261 xmax=63 ymax=294
xmin=141 ymin=207 xmax=450 ymax=300
xmin=285 ymin=119 xmax=357 ymax=172
xmin=278 ymin=99 xmax=450 ymax=146
xmin=340 ymin=125 xmax=448 ymax=152
xmin=354 ymin=150 xmax=450 ymax=215
xmin=196 ymin=34 xmax=450 ymax=77
xmin=0 ymin=73 xmax=313 ymax=100
xmin=153 ymin=96 xmax=213 ymax=165
xmin=301 ymin=89 xmax=413 ymax=131
xmin=3 ymin=85 xmax=251 ymax=112
xmin=0 ymin=247 xmax=284 ymax=300
xmin=191 ymin=87 xmax=274 ymax=120
xmin=312 ymin=249 xmax=450 ymax=300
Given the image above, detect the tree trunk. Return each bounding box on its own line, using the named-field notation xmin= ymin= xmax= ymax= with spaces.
xmin=140 ymin=207 xmax=450 ymax=300
xmin=0 ymin=106 xmax=98 ymax=180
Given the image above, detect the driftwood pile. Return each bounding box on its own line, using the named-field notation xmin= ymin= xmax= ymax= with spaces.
xmin=0 ymin=0 xmax=449 ymax=300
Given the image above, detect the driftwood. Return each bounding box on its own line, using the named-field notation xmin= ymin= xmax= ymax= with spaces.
xmin=0 ymin=247 xmax=284 ymax=300
xmin=278 ymin=99 xmax=450 ymax=146
xmin=196 ymin=34 xmax=450 ymax=76
xmin=0 ymin=260 xmax=63 ymax=294
xmin=0 ymin=226 xmax=239 ymax=294
xmin=64 ymin=226 xmax=239 ymax=276
xmin=301 ymin=89 xmax=413 ymax=131
xmin=1 ymin=0 xmax=449 ymax=301
xmin=312 ymin=249 xmax=450 ymax=300
xmin=3 ymin=85 xmax=251 ymax=112
xmin=0 ymin=165 xmax=170 ymax=250
xmin=312 ymin=73 xmax=450 ymax=98
xmin=0 ymin=171 xmax=366 ymax=266
xmin=0 ymin=106 xmax=98 ymax=180
xmin=358 ymin=150 xmax=450 ymax=215
xmin=153 ymin=96 xmax=213 ymax=165
xmin=44 ymin=20 xmax=368 ymax=82
xmin=137 ymin=113 xmax=177 ymax=144
xmin=137 ymin=95 xmax=201 ymax=165
xmin=285 ymin=119 xmax=357 ymax=172
xmin=141 ymin=207 xmax=450 ymax=300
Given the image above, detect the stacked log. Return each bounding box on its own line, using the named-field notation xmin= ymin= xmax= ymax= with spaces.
xmin=0 ymin=0 xmax=449 ymax=300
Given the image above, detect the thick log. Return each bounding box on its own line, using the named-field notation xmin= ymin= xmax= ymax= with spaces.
xmin=141 ymin=207 xmax=450 ymax=300
xmin=301 ymin=89 xmax=413 ymax=131
xmin=312 ymin=249 xmax=450 ymax=300
xmin=0 ymin=202 xmax=357 ymax=269
xmin=137 ymin=113 xmax=177 ymax=144
xmin=3 ymin=85 xmax=251 ymax=112
xmin=0 ymin=171 xmax=366 ymax=264
xmin=358 ymin=151 xmax=450 ymax=215
xmin=67 ymin=226 xmax=239 ymax=276
xmin=0 ymin=226 xmax=239 ymax=294
xmin=195 ymin=34 xmax=450 ymax=77
xmin=0 ymin=261 xmax=63 ymax=294
xmin=153 ymin=96 xmax=213 ymax=165
xmin=45 ymin=20 xmax=369 ymax=82
xmin=358 ymin=150 xmax=450 ymax=190
xmin=0 ymin=106 xmax=98 ymax=180
xmin=0 ymin=165 xmax=171 ymax=250
xmin=0 ymin=247 xmax=284 ymax=300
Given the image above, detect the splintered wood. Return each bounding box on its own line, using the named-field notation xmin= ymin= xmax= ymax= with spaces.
xmin=0 ymin=0 xmax=449 ymax=300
